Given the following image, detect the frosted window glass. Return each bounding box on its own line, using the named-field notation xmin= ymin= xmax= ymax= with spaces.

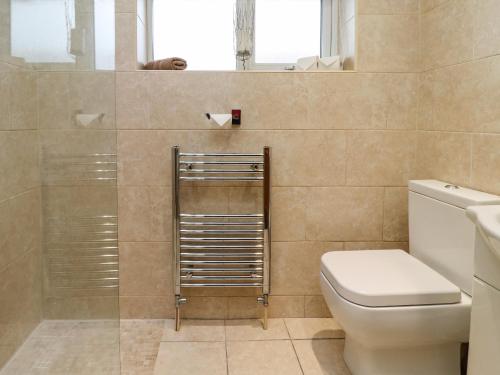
xmin=94 ymin=0 xmax=115 ymax=70
xmin=153 ymin=0 xmax=235 ymax=70
xmin=11 ymin=0 xmax=76 ymax=63
xmin=255 ymin=0 xmax=321 ymax=64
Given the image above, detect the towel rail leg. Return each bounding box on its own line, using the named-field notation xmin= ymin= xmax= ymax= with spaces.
xmin=258 ymin=294 xmax=269 ymax=330
xmin=175 ymin=295 xmax=187 ymax=331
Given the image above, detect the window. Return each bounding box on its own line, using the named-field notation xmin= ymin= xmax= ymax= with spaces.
xmin=152 ymin=0 xmax=236 ymax=70
xmin=150 ymin=0 xmax=337 ymax=71
xmin=11 ymin=0 xmax=76 ymax=63
xmin=254 ymin=0 xmax=322 ymax=65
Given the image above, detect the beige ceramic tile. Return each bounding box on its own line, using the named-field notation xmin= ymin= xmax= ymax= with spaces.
xmin=268 ymin=296 xmax=305 ymax=318
xmin=306 ymin=74 xmax=387 ymax=130
xmin=421 ymin=0 xmax=474 ymax=70
xmin=415 ymin=131 xmax=472 ymax=187
xmin=116 ymin=73 xmax=149 ymax=129
xmin=182 ymin=297 xmax=228 ymax=319
xmin=357 ymin=15 xmax=419 ymax=72
xmin=227 ymin=297 xmax=264 ymax=320
xmin=271 ymin=242 xmax=343 ymax=295
xmin=226 ymin=340 xmax=302 ymax=375
xmin=293 ymin=339 xmax=351 ymax=375
xmin=343 ymin=241 xmax=409 ymax=251
xmin=346 ymin=131 xmax=416 ymax=186
xmin=285 ymin=318 xmax=344 ymax=340
xmin=120 ymin=296 xmax=175 ymax=319
xmin=383 ymin=187 xmax=409 ymax=241
xmin=305 ymin=187 xmax=384 ymax=241
xmin=117 ymin=130 xmax=170 ymax=186
xmin=119 ymin=242 xmax=172 ymax=296
xmin=0 ymin=189 xmax=41 ymax=272
xmin=0 ymin=131 xmax=39 ymax=202
xmin=271 ymin=187 xmax=307 ymax=241
xmin=115 ymin=13 xmax=137 ymax=71
xmin=385 ymin=73 xmax=419 ymax=130
xmin=9 ymin=71 xmax=37 ymax=130
xmin=474 ymin=0 xmax=500 ymax=59
xmin=420 ymin=0 xmax=450 ymax=13
xmin=225 ymin=319 xmax=289 ymax=341
xmin=471 ymin=134 xmax=500 ymax=195
xmin=358 ymin=0 xmax=419 ymax=14
xmin=161 ymin=319 xmax=225 ymax=342
xmin=118 ymin=186 xmax=171 ymax=241
xmin=115 ymin=0 xmax=136 ymax=13
xmin=271 ymin=130 xmax=346 ymax=186
xmin=154 ymin=341 xmax=227 ymax=375
xmin=305 ymin=296 xmax=332 ymax=318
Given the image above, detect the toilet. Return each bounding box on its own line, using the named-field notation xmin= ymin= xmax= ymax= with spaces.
xmin=320 ymin=180 xmax=500 ymax=375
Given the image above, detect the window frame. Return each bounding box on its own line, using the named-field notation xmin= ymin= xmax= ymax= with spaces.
xmin=147 ymin=0 xmax=338 ymax=71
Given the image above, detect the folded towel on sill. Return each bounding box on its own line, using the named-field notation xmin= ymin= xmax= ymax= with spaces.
xmin=143 ymin=57 xmax=187 ymax=70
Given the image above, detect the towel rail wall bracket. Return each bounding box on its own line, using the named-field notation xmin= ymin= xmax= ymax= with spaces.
xmin=172 ymin=146 xmax=271 ymax=331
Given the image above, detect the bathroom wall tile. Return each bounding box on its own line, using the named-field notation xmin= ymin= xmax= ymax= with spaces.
xmin=117 ymin=130 xmax=170 ymax=186
xmin=420 ymin=0 xmax=450 ymax=13
xmin=147 ymin=72 xmax=232 ymax=130
xmin=383 ymin=187 xmax=409 ymax=241
xmin=271 ymin=131 xmax=346 ymax=186
xmin=306 ymin=73 xmax=387 ymax=130
xmin=304 ymin=296 xmax=332 ymax=318
xmin=271 ymin=242 xmax=343 ymax=295
xmin=268 ymin=296 xmax=305 ymax=318
xmin=116 ymin=72 xmax=149 ymax=129
xmin=118 ymin=186 xmax=171 ymax=241
xmin=271 ymin=188 xmax=307 ymax=242
xmin=385 ymin=73 xmax=419 ymax=130
xmin=115 ymin=0 xmax=136 ymax=13
xmin=182 ymin=297 xmax=228 ymax=319
xmin=306 ymin=187 xmax=384 ymax=241
xmin=415 ymin=131 xmax=472 ymax=187
xmin=358 ymin=0 xmax=419 ymax=14
xmin=227 ymin=297 xmax=264 ymax=319
xmin=0 ymin=189 xmax=41 ymax=272
xmin=120 ymin=296 xmax=175 ymax=319
xmin=343 ymin=241 xmax=409 ymax=251
xmin=115 ymin=13 xmax=137 ymax=71
xmin=181 ymin=186 xmax=230 ymax=213
xmin=474 ymin=0 xmax=500 ymax=59
xmin=470 ymin=134 xmax=500 ymax=195
xmin=0 ymin=250 xmax=42 ymax=364
xmin=10 ymin=71 xmax=37 ymax=130
xmin=0 ymin=73 xmax=10 ymax=130
xmin=225 ymin=73 xmax=308 ymax=130
xmin=421 ymin=0 xmax=474 ymax=70
xmin=357 ymin=15 xmax=419 ymax=72
xmin=38 ymin=72 xmax=115 ymax=130
xmin=417 ymin=62 xmax=479 ymax=133
xmin=119 ymin=242 xmax=172 ymax=296
xmin=0 ymin=131 xmax=39 ymax=202
xmin=346 ymin=131 xmax=416 ymax=186
xmin=475 ymin=56 xmax=500 ymax=134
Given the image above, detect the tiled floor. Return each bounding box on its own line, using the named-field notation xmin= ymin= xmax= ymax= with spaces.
xmin=1 ymin=318 xmax=350 ymax=375
xmin=0 ymin=320 xmax=120 ymax=375
xmin=151 ymin=318 xmax=350 ymax=375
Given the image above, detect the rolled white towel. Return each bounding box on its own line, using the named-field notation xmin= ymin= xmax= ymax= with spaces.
xmin=296 ymin=56 xmax=318 ymax=71
xmin=318 ymin=56 xmax=341 ymax=71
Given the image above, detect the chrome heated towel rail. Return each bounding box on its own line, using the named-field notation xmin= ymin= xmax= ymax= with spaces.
xmin=172 ymin=147 xmax=271 ymax=331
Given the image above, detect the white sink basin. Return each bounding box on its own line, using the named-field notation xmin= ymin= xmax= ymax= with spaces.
xmin=467 ymin=205 xmax=500 ymax=261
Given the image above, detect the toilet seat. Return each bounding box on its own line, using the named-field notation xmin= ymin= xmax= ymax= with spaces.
xmin=321 ymin=250 xmax=462 ymax=307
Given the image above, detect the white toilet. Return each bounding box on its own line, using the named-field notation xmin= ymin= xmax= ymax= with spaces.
xmin=320 ymin=180 xmax=500 ymax=375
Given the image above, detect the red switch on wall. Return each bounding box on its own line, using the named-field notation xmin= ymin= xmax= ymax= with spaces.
xmin=232 ymin=109 xmax=241 ymax=125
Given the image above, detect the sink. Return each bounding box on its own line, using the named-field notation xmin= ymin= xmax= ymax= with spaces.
xmin=467 ymin=205 xmax=500 ymax=261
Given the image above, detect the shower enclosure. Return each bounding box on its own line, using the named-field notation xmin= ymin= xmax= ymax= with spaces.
xmin=0 ymin=1 xmax=120 ymax=373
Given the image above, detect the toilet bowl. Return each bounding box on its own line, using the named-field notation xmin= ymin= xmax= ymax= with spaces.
xmin=320 ymin=180 xmax=500 ymax=375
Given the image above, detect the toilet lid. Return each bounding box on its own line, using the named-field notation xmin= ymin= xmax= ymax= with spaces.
xmin=321 ymin=250 xmax=462 ymax=307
